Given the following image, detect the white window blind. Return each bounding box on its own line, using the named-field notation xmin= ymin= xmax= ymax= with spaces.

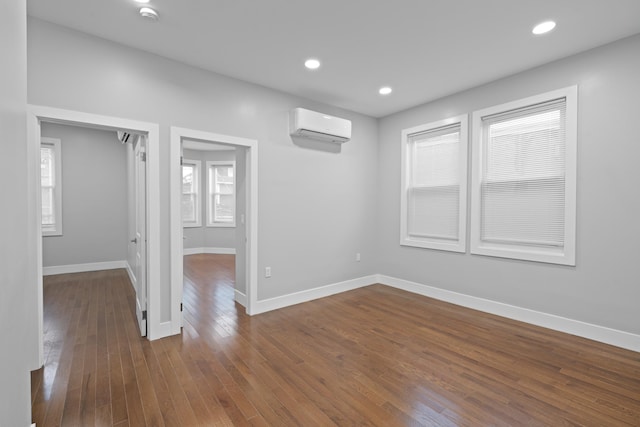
xmin=471 ymin=86 xmax=577 ymax=265
xmin=401 ymin=116 xmax=467 ymax=252
xmin=481 ymin=99 xmax=566 ymax=247
xmin=182 ymin=160 xmax=201 ymax=227
xmin=207 ymin=161 xmax=235 ymax=227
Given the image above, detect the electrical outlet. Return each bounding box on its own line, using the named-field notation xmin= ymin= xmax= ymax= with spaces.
xmin=356 ymin=253 xmax=361 ymax=262
xmin=265 ymin=267 xmax=271 ymax=278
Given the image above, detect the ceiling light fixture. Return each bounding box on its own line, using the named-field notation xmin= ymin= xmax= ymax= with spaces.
xmin=532 ymin=20 xmax=556 ymax=35
xmin=379 ymin=86 xmax=393 ymax=95
xmin=304 ymin=59 xmax=321 ymax=70
xmin=139 ymin=7 xmax=159 ymax=22
xmin=134 ymin=0 xmax=150 ymax=3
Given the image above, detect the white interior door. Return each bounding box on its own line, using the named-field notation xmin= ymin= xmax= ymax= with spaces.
xmin=134 ymin=136 xmax=147 ymax=336
xmin=180 ymin=142 xmax=185 ymax=327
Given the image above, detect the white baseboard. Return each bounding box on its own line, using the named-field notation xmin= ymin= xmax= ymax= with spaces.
xmin=125 ymin=262 xmax=136 ymax=291
xmin=377 ymin=274 xmax=640 ymax=353
xmin=235 ymin=289 xmax=247 ymax=307
xmin=183 ymin=247 xmax=236 ymax=255
xmin=252 ymin=275 xmax=377 ymax=315
xmin=149 ymin=321 xmax=173 ymax=341
xmin=43 ymin=260 xmax=128 ymax=276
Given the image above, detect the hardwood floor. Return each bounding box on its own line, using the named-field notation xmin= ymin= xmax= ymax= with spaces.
xmin=32 ymin=254 xmax=640 ymax=426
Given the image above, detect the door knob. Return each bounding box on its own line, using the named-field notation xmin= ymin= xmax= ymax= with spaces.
xmin=131 ymin=238 xmax=137 ymax=244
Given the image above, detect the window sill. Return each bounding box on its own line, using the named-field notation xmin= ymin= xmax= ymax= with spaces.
xmin=42 ymin=231 xmax=62 ymax=237
xmin=183 ymin=223 xmax=202 ymax=228
xmin=470 ymin=242 xmax=575 ymax=266
xmin=401 ymin=237 xmax=465 ymax=253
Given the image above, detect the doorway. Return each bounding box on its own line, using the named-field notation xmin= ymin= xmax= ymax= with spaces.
xmin=27 ymin=105 xmax=161 ymax=369
xmin=181 ymin=141 xmax=239 ymax=321
xmin=170 ymin=127 xmax=258 ymax=328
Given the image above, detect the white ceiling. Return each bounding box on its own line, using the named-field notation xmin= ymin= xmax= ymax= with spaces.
xmin=27 ymin=0 xmax=640 ymax=118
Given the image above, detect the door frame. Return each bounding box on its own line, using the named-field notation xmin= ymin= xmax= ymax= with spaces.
xmin=27 ymin=105 xmax=161 ymax=368
xmin=170 ymin=126 xmax=258 ymax=327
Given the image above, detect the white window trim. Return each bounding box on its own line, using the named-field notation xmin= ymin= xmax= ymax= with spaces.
xmin=400 ymin=115 xmax=468 ymax=253
xmin=182 ymin=159 xmax=202 ymax=228
xmin=206 ymin=160 xmax=236 ymax=228
xmin=470 ymin=86 xmax=577 ymax=266
xmin=41 ymin=137 xmax=62 ymax=237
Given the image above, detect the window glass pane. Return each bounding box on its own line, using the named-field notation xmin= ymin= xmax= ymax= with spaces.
xmin=411 ymin=130 xmax=460 ymax=187
xmin=216 ymin=166 xmax=233 ymax=179
xmin=182 ymin=165 xmax=194 ymax=193
xmin=41 ymin=146 xmax=54 ymax=187
xmin=217 ymin=183 xmax=234 ymax=195
xmin=408 ymin=186 xmax=459 ymax=240
xmin=485 ymin=109 xmax=565 ymax=182
xmin=207 ymin=163 xmax=235 ymax=225
xmin=470 ymin=89 xmax=576 ymax=265
xmin=479 ymin=99 xmax=567 ymax=249
xmin=41 ymin=187 xmax=55 ymax=226
xmin=406 ymin=124 xmax=462 ymax=243
xmin=214 ymin=194 xmax=234 ymax=222
xmin=182 ymin=193 xmax=195 ymax=222
xmin=481 ymin=179 xmax=565 ymax=246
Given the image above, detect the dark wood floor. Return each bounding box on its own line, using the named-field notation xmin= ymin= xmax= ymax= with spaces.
xmin=32 ymin=254 xmax=640 ymax=426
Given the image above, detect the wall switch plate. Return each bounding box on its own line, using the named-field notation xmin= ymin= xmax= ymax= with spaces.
xmin=265 ymin=267 xmax=271 ymax=277
xmin=356 ymin=253 xmax=361 ymax=262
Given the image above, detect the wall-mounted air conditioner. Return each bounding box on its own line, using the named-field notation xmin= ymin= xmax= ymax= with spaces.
xmin=289 ymin=108 xmax=352 ymax=143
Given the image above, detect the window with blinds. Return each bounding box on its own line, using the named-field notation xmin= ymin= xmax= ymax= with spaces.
xmin=207 ymin=161 xmax=236 ymax=227
xmin=41 ymin=137 xmax=62 ymax=236
xmin=182 ymin=159 xmax=201 ymax=227
xmin=400 ymin=115 xmax=468 ymax=252
xmin=470 ymin=87 xmax=577 ymax=265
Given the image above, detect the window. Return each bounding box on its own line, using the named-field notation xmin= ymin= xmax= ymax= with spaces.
xmin=182 ymin=159 xmax=201 ymax=227
xmin=470 ymin=86 xmax=577 ymax=265
xmin=207 ymin=161 xmax=236 ymax=227
xmin=400 ymin=115 xmax=468 ymax=252
xmin=41 ymin=137 xmax=62 ymax=236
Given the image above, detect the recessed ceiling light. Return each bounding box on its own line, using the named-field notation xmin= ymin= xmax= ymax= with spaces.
xmin=532 ymin=21 xmax=556 ymax=35
xmin=304 ymin=59 xmax=321 ymax=70
xmin=379 ymin=86 xmax=393 ymax=95
xmin=134 ymin=0 xmax=150 ymax=3
xmin=139 ymin=7 xmax=159 ymax=22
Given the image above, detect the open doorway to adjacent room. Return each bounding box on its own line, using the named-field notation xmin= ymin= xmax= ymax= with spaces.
xmin=27 ymin=105 xmax=161 ymax=369
xmin=38 ymin=122 xmax=150 ymax=333
xmin=170 ymin=126 xmax=258 ymax=334
xmin=181 ymin=141 xmax=241 ymax=324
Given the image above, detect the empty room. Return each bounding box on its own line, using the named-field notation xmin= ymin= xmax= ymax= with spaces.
xmin=2 ymin=1 xmax=640 ymax=426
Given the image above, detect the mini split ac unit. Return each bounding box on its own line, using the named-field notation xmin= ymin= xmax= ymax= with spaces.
xmin=289 ymin=108 xmax=352 ymax=143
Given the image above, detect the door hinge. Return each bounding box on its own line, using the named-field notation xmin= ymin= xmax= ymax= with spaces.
xmin=180 ymin=303 xmax=183 ymax=312
xmin=141 ymin=152 xmax=147 ymax=162
xmin=180 ymin=156 xmax=183 ymax=165
xmin=142 ymin=310 xmax=147 ymax=320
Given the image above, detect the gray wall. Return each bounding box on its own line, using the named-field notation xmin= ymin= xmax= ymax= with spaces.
xmin=0 ymin=0 xmax=32 ymax=424
xmin=41 ymin=123 xmax=128 ymax=267
xmin=28 ymin=18 xmax=379 ymax=316
xmin=182 ymin=148 xmax=237 ymax=250
xmin=377 ymin=34 xmax=640 ymax=335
